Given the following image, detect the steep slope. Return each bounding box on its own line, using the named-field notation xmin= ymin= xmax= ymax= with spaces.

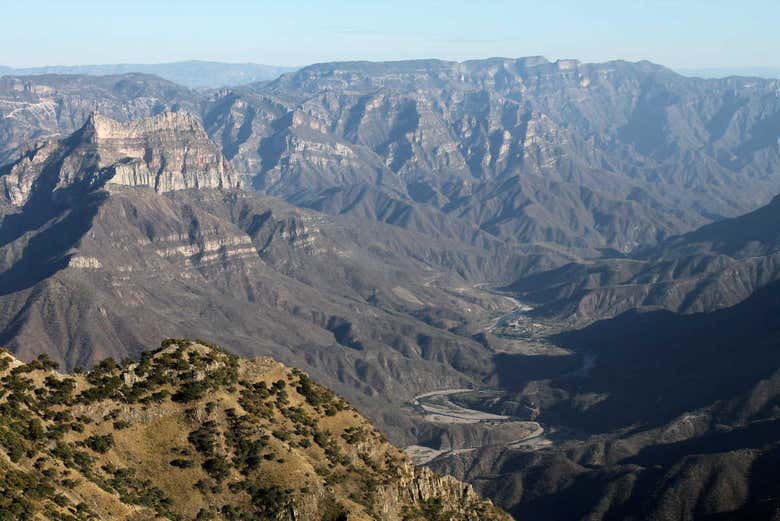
xmin=0 ymin=112 xmax=543 ymax=448
xmin=5 ymin=59 xmax=780 ymax=255
xmin=0 ymin=339 xmax=510 ymax=521
xmin=506 ymin=193 xmax=780 ymax=322
xmin=203 ymin=57 xmax=780 ymax=252
xmin=429 ymin=280 xmax=780 ymax=520
xmin=0 ymin=74 xmax=199 ymax=164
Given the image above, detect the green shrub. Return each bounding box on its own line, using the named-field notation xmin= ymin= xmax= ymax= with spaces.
xmin=113 ymin=420 xmax=130 ymax=430
xmin=188 ymin=422 xmax=219 ymax=456
xmin=341 ymin=426 xmax=367 ymax=445
xmin=202 ymin=456 xmax=230 ymax=482
xmin=83 ymin=434 xmax=114 ymax=454
xmin=172 ymin=380 xmax=208 ymax=403
xmin=169 ymin=458 xmax=195 ymax=468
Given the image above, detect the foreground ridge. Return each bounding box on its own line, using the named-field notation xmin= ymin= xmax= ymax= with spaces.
xmin=0 ymin=339 xmax=510 ymax=521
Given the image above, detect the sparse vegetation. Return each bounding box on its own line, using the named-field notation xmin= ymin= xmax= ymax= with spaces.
xmin=82 ymin=434 xmax=114 ymax=454
xmin=0 ymin=339 xmax=508 ymax=521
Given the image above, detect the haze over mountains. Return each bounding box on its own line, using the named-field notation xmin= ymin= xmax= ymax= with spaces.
xmin=678 ymin=66 xmax=780 ymax=80
xmin=0 ymin=60 xmax=296 ymax=89
xmin=3 ymin=59 xmax=779 ymax=90
xmin=1 ymin=55 xmax=780 ymax=520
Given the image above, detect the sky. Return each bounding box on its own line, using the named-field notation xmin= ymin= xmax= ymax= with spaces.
xmin=0 ymin=0 xmax=777 ymax=70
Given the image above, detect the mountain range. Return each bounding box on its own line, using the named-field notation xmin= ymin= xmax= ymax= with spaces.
xmin=1 ymin=56 xmax=780 ymax=520
xmin=0 ymin=60 xmax=296 ymax=89
xmin=3 ymin=57 xmax=780 ymax=258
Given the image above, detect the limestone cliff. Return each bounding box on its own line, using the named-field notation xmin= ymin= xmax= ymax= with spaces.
xmin=0 ymin=111 xmax=242 ymax=207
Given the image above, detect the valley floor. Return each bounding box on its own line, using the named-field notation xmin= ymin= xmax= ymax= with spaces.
xmin=404 ymin=387 xmax=546 ymax=464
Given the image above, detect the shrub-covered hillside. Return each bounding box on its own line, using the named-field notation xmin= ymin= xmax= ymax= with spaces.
xmin=0 ymin=339 xmax=510 ymax=521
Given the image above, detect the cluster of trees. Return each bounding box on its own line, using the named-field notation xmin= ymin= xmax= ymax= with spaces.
xmin=102 ymin=463 xmax=173 ymax=516
xmin=292 ymin=368 xmax=349 ymax=416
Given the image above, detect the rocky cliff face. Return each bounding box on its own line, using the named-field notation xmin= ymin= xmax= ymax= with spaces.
xmin=5 ymin=59 xmax=780 ymax=254
xmin=205 ymin=58 xmax=780 ymax=252
xmin=0 ymin=111 xmax=241 ymax=207
xmin=0 ymin=340 xmax=510 ymax=520
xmin=93 ymin=111 xmax=243 ymax=193
xmin=0 ymin=73 xmax=199 ymax=164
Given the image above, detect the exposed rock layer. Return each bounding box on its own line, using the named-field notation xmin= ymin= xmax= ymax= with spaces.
xmin=0 ymin=111 xmax=241 ymax=207
xmin=3 ymin=58 xmax=780 ymax=254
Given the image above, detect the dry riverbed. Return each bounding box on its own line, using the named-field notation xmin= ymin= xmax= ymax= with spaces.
xmin=405 ymin=388 xmax=549 ymax=465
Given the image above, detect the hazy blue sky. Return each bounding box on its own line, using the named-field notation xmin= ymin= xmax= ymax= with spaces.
xmin=1 ymin=0 xmax=777 ymax=69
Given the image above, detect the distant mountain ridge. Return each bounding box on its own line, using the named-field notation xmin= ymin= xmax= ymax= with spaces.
xmin=2 ymin=57 xmax=780 ymax=256
xmin=506 ymin=193 xmax=780 ymax=322
xmin=0 ymin=60 xmax=296 ymax=88
xmin=678 ymin=66 xmax=780 ymax=79
xmin=217 ymin=56 xmax=780 ymax=252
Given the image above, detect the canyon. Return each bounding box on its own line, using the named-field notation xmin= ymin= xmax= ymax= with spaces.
xmin=1 ymin=57 xmax=779 ymax=519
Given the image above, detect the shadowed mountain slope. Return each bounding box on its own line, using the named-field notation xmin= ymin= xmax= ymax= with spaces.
xmin=506 ymin=193 xmax=780 ymax=322
xmin=430 ymin=281 xmax=780 ymax=520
